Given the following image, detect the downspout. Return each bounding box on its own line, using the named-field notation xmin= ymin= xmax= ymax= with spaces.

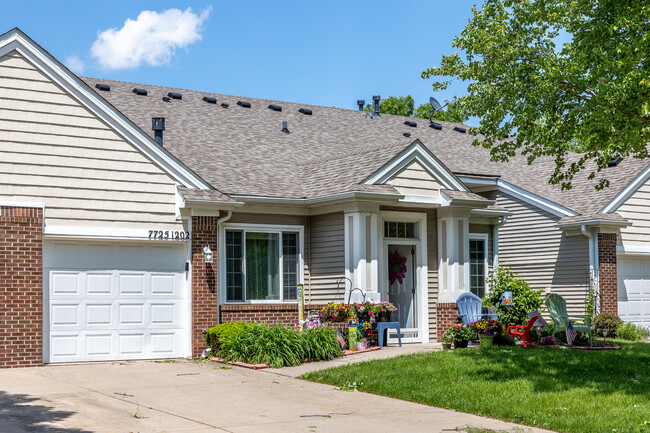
xmin=215 ymin=211 xmax=233 ymax=325
xmin=493 ymin=215 xmax=508 ymax=271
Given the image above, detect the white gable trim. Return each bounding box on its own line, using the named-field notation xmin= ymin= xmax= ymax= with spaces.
xmin=0 ymin=29 xmax=211 ymax=190
xmin=362 ymin=140 xmax=469 ymax=191
xmin=497 ymin=180 xmax=578 ymax=217
xmin=599 ymin=163 xmax=650 ymax=214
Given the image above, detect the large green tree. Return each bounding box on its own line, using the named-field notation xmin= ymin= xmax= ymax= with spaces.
xmin=422 ymin=0 xmax=650 ymax=189
xmin=378 ymin=94 xmax=469 ymax=123
xmin=379 ymin=95 xmax=415 ymax=117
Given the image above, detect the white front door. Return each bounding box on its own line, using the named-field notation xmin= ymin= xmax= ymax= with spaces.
xmin=617 ymin=255 xmax=650 ymax=330
xmin=388 ymin=244 xmax=418 ymax=342
xmin=44 ymin=240 xmax=188 ymax=363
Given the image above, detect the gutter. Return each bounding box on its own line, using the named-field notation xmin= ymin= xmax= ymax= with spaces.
xmin=229 ymin=191 xmax=405 ymax=206
xmin=557 ymin=219 xmax=631 ymax=229
xmin=214 ymin=211 xmax=233 ymax=325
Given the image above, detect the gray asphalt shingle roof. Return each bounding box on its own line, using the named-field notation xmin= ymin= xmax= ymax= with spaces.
xmin=82 ymin=77 xmax=649 ymax=214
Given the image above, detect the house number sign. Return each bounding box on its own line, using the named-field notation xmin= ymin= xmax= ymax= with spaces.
xmin=148 ymin=230 xmax=191 ymax=240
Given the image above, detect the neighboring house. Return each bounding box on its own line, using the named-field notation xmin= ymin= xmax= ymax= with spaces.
xmin=0 ymin=28 xmax=648 ymax=368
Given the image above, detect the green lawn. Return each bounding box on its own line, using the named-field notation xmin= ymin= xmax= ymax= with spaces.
xmin=303 ymin=342 xmax=650 ymax=433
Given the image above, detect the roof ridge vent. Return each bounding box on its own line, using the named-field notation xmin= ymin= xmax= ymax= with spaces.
xmin=453 ymin=126 xmax=466 ymax=133
xmin=268 ymin=104 xmax=282 ymax=112
xmin=132 ymin=88 xmax=147 ymax=96
xmin=167 ymin=92 xmax=182 ymax=100
xmin=298 ymin=108 xmax=312 ymax=115
xmin=429 ymin=122 xmax=442 ymax=130
xmin=202 ymin=96 xmax=217 ymax=104
xmin=221 ymin=103 xmax=229 ymax=108
xmin=404 ymin=120 xmax=417 ymax=127
xmin=608 ymin=157 xmax=624 ymax=167
xmin=237 ymin=101 xmax=251 ymax=108
xmin=162 ymin=96 xmax=171 ymax=102
xmin=403 ymin=132 xmax=411 ymax=137
xmin=95 ymin=83 xmax=110 ymax=91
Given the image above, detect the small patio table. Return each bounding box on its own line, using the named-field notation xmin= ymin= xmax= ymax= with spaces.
xmin=373 ymin=322 xmax=402 ymax=347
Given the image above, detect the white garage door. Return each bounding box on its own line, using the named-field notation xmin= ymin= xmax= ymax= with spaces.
xmin=44 ymin=240 xmax=188 ymax=363
xmin=618 ymin=255 xmax=650 ymax=330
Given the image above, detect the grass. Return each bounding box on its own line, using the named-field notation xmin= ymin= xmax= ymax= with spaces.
xmin=303 ymin=341 xmax=650 ymax=433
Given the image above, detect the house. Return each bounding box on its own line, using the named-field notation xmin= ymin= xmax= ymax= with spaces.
xmin=1 ymin=28 xmax=649 ymax=368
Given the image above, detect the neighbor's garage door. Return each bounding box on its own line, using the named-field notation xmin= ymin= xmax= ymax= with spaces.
xmin=618 ymin=255 xmax=650 ymax=330
xmin=44 ymin=240 xmax=188 ymax=363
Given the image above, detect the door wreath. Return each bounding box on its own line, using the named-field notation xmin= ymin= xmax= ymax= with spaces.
xmin=389 ymin=249 xmax=407 ymax=285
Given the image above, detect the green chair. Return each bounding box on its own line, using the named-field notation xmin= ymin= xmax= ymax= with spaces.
xmin=545 ymin=293 xmax=592 ymax=345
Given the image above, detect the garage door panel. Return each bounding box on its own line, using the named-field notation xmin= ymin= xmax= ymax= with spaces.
xmin=45 ymin=240 xmax=188 ymax=363
xmin=618 ymin=255 xmax=650 ymax=330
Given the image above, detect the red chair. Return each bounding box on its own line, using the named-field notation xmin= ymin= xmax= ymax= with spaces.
xmin=507 ymin=316 xmax=538 ymax=347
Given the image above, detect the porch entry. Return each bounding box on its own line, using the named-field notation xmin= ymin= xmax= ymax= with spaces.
xmin=387 ymin=244 xmax=418 ymax=342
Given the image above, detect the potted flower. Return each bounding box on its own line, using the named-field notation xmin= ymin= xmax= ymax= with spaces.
xmin=449 ymin=323 xmax=476 ymax=349
xmin=374 ymin=301 xmax=397 ymax=322
xmin=351 ymin=301 xmax=375 ymax=323
xmin=473 ymin=317 xmax=502 ymax=348
xmin=319 ymin=302 xmax=350 ymax=323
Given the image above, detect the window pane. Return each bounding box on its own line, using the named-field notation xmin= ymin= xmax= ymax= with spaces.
xmin=469 ymin=239 xmax=486 ymax=298
xmin=283 ymin=232 xmax=298 ymax=300
xmin=246 ymin=232 xmax=280 ymax=300
xmin=226 ymin=231 xmax=244 ymax=301
xmin=384 ymin=221 xmax=389 ymax=238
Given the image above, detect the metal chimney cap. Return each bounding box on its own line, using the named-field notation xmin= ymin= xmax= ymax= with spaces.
xmin=372 ymin=95 xmax=381 ymax=101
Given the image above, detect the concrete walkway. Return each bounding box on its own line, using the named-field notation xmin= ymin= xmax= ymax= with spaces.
xmin=0 ymin=347 xmax=555 ymax=433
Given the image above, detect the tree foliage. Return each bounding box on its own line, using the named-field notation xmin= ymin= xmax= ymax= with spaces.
xmin=378 ymin=94 xmax=469 ymax=123
xmin=379 ymin=95 xmax=415 ymax=117
xmin=422 ymin=0 xmax=650 ymax=190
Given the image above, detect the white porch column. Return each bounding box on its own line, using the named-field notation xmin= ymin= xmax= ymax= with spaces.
xmin=437 ymin=208 xmax=470 ymax=303
xmin=344 ymin=204 xmax=380 ymax=303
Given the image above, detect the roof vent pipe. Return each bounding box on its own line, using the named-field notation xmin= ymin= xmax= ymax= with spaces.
xmin=281 ymin=121 xmax=290 ymax=134
xmin=357 ymin=100 xmax=365 ymax=111
xmin=372 ymin=95 xmax=381 ymax=116
xmin=152 ymin=117 xmax=165 ymax=146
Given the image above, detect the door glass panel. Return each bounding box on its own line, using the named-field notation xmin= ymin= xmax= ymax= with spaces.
xmin=388 ymin=244 xmax=416 ymax=329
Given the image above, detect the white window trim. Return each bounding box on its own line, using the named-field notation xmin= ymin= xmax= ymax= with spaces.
xmin=218 ymin=223 xmax=304 ymax=304
xmin=468 ymin=233 xmax=489 ymax=296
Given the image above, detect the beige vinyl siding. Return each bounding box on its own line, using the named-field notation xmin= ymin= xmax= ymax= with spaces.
xmin=0 ymin=51 xmax=182 ymax=230
xmin=387 ymin=160 xmax=441 ymax=197
xmin=495 ymin=191 xmax=590 ymax=315
xmin=308 ymin=212 xmax=346 ymax=303
xmin=426 ymin=209 xmax=439 ymax=340
xmin=617 ymin=179 xmax=650 ymax=248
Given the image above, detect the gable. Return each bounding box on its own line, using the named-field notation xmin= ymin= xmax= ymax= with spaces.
xmin=616 ymin=177 xmax=650 ymax=248
xmin=386 ymin=160 xmax=442 ymax=198
xmin=0 ymin=50 xmax=182 ymax=230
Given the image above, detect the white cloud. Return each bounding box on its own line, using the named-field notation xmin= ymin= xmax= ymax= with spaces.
xmin=91 ymin=7 xmax=211 ymax=70
xmin=65 ymin=55 xmax=85 ymax=74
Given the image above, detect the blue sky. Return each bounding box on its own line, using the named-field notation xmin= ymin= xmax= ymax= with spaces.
xmin=3 ymin=1 xmax=476 ymax=118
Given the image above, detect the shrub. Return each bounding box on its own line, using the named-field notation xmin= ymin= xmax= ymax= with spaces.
xmin=617 ymin=322 xmax=650 ymax=341
xmin=592 ymin=313 xmax=623 ymax=338
xmin=483 ymin=266 xmax=543 ymax=328
xmin=447 ymin=323 xmax=477 ymax=342
xmin=205 ymin=322 xmax=253 ymax=352
xmin=493 ymin=334 xmax=516 ymax=346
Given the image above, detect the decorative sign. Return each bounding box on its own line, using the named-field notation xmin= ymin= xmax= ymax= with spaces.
xmin=297 ymin=284 xmax=304 ymax=330
xmin=501 ymin=289 xmax=513 ymax=305
xmin=348 ymin=323 xmax=358 ymax=351
xmin=148 ymin=230 xmax=190 ymax=240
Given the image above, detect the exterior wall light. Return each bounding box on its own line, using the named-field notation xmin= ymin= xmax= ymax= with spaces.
xmin=203 ymin=246 xmax=213 ymax=263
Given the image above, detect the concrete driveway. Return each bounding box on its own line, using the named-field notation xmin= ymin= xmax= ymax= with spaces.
xmin=0 ymin=356 xmax=554 ymax=433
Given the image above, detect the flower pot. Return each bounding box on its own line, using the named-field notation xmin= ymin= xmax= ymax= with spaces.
xmin=377 ymin=311 xmax=392 ymax=322
xmin=454 ymin=340 xmax=469 ymax=349
xmin=442 ymin=342 xmax=452 ymax=351
xmin=479 ymin=335 xmax=494 ymax=348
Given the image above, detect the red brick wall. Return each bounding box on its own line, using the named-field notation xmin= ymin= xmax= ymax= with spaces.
xmin=0 ymin=206 xmax=43 ymax=368
xmin=598 ymin=232 xmax=618 ymax=315
xmin=220 ymin=303 xmax=325 ymax=325
xmin=191 ymin=216 xmax=219 ymax=357
xmin=436 ymin=302 xmax=460 ymax=341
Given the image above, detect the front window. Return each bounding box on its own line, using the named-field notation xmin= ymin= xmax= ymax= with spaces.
xmin=384 ymin=221 xmax=417 ymax=239
xmin=469 ymin=238 xmax=487 ymax=298
xmin=226 ymin=229 xmax=299 ymax=302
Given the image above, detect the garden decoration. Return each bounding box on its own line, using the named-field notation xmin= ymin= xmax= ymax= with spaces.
xmin=501 ymin=276 xmax=513 ymax=306
xmin=388 ymin=249 xmax=407 ymax=285
xmin=448 ymin=323 xmax=476 ymax=349
xmin=352 ymin=301 xmax=375 ymax=323
xmin=456 ymin=292 xmax=499 ymax=325
xmin=507 ymin=315 xmax=538 ymax=347
xmin=348 ymin=321 xmax=358 ymax=350
xmin=319 ymin=303 xmax=351 ymax=323
xmin=545 ymin=293 xmax=593 ymax=346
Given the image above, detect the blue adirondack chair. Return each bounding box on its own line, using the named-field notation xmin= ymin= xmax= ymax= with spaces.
xmin=456 ymin=293 xmax=499 ymax=325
